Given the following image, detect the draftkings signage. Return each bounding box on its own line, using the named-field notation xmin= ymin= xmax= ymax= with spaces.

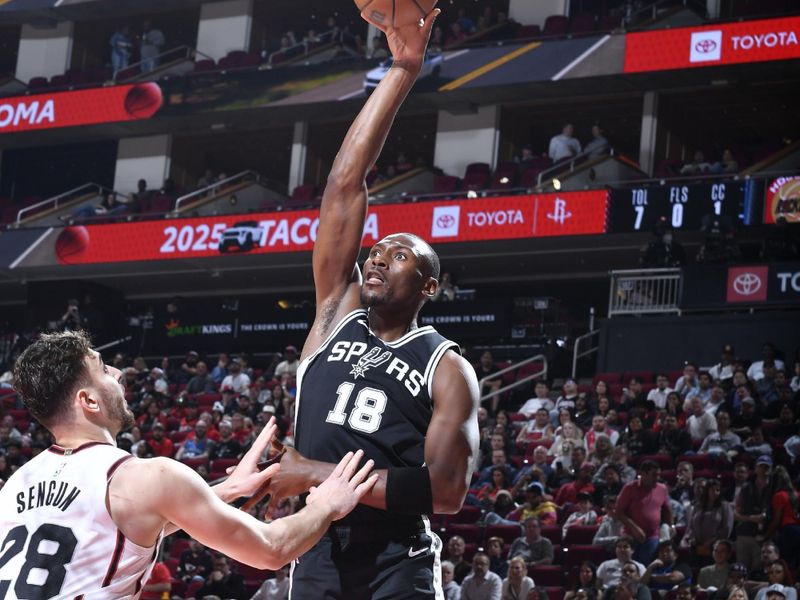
xmin=624 ymin=16 xmax=800 ymax=73
xmin=682 ymin=262 xmax=800 ymax=308
xmin=35 ymin=190 xmax=608 ymax=266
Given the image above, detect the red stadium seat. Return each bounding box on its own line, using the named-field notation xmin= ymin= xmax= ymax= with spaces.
xmin=622 ymin=371 xmax=653 ymax=384
xmin=562 ymin=525 xmax=599 ymax=546
xmin=563 ymin=544 xmax=608 ymax=569
xmin=593 ymin=372 xmax=622 ymax=385
xmin=570 ymin=13 xmax=596 ymax=34
xmin=484 ymin=524 xmax=522 ymax=545
xmin=517 ymin=24 xmax=541 ymax=39
xmin=541 ymin=525 xmax=562 ymax=545
xmin=448 ymin=505 xmax=482 ymax=524
xmin=530 ymin=565 xmax=563 ymax=586
xmin=444 ymin=523 xmax=481 ymax=544
xmin=433 ymin=175 xmax=460 ymax=194
xmin=543 ymin=15 xmax=569 ymax=36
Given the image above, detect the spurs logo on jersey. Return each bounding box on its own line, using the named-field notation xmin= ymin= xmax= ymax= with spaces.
xmin=347 ymin=346 xmax=392 ymax=379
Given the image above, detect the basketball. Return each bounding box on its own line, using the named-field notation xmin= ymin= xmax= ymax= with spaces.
xmin=355 ymin=0 xmax=438 ymax=29
xmin=123 ymin=82 xmax=163 ymax=119
xmin=55 ymin=226 xmax=90 ymax=264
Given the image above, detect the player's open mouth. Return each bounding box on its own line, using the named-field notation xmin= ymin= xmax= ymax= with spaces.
xmin=365 ymin=270 xmax=384 ymax=285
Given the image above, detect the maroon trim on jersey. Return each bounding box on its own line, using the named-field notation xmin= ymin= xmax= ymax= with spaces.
xmin=75 ymin=596 xmax=84 ymax=600
xmin=102 ymin=529 xmax=126 ymax=587
xmin=107 ymin=454 xmax=133 ymax=481
xmin=134 ymin=543 xmax=160 ymax=593
xmin=48 ymin=441 xmax=111 ymax=455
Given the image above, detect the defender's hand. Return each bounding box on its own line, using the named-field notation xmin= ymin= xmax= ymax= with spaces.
xmin=306 ymin=450 xmax=378 ymax=520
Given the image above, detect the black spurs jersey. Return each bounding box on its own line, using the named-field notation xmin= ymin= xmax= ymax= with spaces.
xmin=294 ymin=308 xmax=459 ymax=525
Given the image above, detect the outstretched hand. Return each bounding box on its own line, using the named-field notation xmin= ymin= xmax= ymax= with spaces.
xmin=221 ymin=417 xmax=281 ymax=501
xmin=306 ymin=450 xmax=378 ymax=521
xmin=380 ymin=7 xmax=441 ymax=72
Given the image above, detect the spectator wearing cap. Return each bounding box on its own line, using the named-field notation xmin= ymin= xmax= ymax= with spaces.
xmin=731 ymin=396 xmax=762 ymax=438
xmin=485 ymin=481 xmax=558 ymax=527
xmin=220 ymin=357 xmax=251 ymax=396
xmin=509 ymin=517 xmax=554 ymax=566
xmin=148 ymin=367 xmax=168 ymax=395
xmin=616 ymin=460 xmax=673 ymax=564
xmin=178 ymin=400 xmax=200 ymax=432
xmin=177 ymin=350 xmax=200 ymax=385
xmin=148 ymin=422 xmax=174 ymax=458
xmin=709 ymin=564 xmax=748 ymax=600
xmin=697 ymin=539 xmax=734 ymax=593
xmin=755 ymin=573 xmax=797 ymax=600
xmin=562 ymin=491 xmax=598 ymax=539
xmin=274 ymin=346 xmax=300 ymax=380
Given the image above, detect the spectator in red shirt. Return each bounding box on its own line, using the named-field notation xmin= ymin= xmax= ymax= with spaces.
xmin=615 ymin=460 xmax=673 ymax=564
xmin=141 ymin=561 xmax=171 ymax=599
xmin=765 ymin=466 xmax=800 ymax=563
xmin=148 ymin=422 xmax=174 ymax=458
xmin=555 ymin=463 xmax=596 ymax=507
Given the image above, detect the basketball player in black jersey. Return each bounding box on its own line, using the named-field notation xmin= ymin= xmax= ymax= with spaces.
xmin=263 ymin=5 xmax=481 ymax=600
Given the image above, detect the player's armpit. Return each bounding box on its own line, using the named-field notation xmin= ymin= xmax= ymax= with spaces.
xmin=427 ymin=350 xmax=480 ymax=513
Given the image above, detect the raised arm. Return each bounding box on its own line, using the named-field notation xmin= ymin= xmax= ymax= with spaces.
xmin=306 ymin=9 xmax=440 ymax=352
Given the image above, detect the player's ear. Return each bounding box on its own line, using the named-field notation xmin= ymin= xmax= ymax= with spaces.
xmin=77 ymin=388 xmax=101 ymax=414
xmin=422 ymin=276 xmax=438 ymax=298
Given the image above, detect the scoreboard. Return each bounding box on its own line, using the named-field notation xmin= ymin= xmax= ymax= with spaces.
xmin=610 ymin=181 xmax=752 ymax=232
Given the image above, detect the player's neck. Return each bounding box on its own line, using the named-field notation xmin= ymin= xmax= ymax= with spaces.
xmin=51 ymin=422 xmax=117 ymax=449
xmin=367 ymin=307 xmax=419 ymax=342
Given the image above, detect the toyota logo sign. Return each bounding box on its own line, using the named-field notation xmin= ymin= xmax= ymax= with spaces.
xmin=690 ymin=30 xmax=722 ymax=63
xmin=437 ymin=214 xmax=455 ymax=229
xmin=695 ymin=38 xmax=718 ymax=53
xmin=733 ymin=272 xmax=762 ymax=295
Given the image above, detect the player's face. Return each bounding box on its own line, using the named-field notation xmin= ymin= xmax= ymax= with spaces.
xmin=86 ymin=351 xmax=135 ymax=433
xmin=360 ymin=235 xmax=432 ymax=308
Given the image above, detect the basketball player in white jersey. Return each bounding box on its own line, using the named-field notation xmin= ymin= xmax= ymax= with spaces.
xmin=263 ymin=6 xmax=481 ymax=599
xmin=0 ymin=330 xmax=377 ymax=597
